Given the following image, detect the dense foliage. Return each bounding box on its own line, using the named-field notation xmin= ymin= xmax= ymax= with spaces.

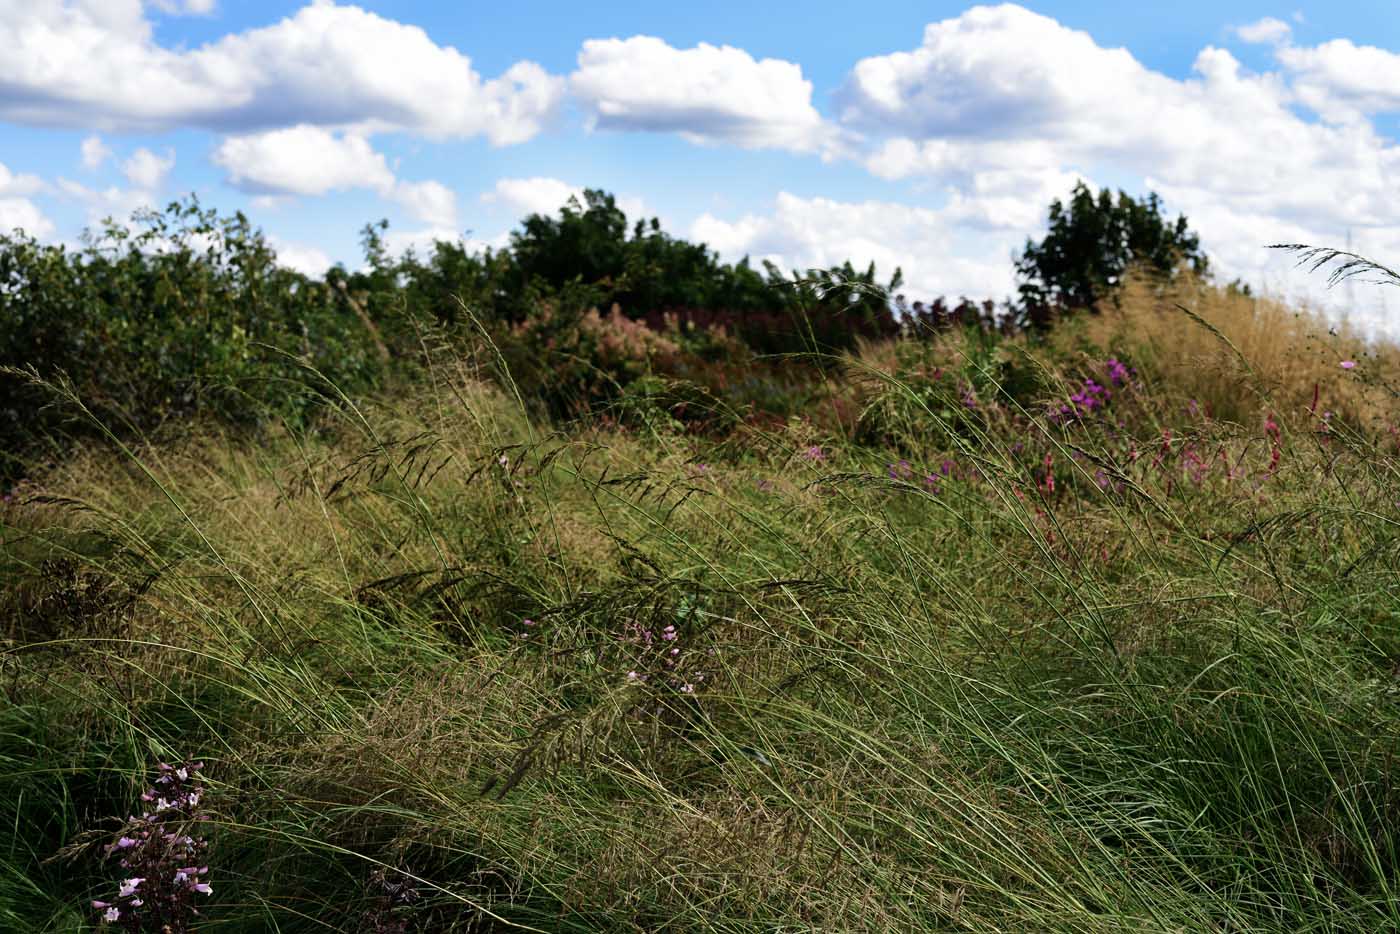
xmin=375 ymin=189 xmax=904 ymax=351
xmin=0 ymin=199 xmax=390 ymax=476
xmin=0 ymin=193 xmax=906 ymax=476
xmin=2 ymin=183 xmax=1218 ymax=479
xmin=1015 ymin=181 xmax=1210 ymax=329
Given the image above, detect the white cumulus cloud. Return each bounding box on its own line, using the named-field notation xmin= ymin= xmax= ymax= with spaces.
xmin=212 ymin=125 xmax=459 ymax=227
xmin=0 ymin=1 xmax=563 ymax=143
xmin=80 ymin=135 xmax=113 ymax=170
xmin=148 ymin=0 xmax=216 ymax=15
xmin=1234 ymin=17 xmax=1292 ymax=45
xmin=0 ymin=162 xmax=44 ymax=198
xmin=56 ymin=177 xmax=160 ymax=225
xmin=268 ymin=235 xmax=331 ymax=277
xmin=0 ymin=197 xmax=54 ymax=238
xmin=122 ymin=147 xmax=174 ymax=190
xmin=0 ymin=162 xmax=52 ymax=238
xmin=834 ymin=3 xmax=1400 ymax=301
xmin=1276 ymin=39 xmax=1400 ymax=121
xmin=483 ymin=177 xmax=585 ymax=218
xmin=691 ymin=191 xmax=1017 ymax=301
xmin=390 ymin=179 xmax=458 ymax=229
xmin=213 ymin=126 xmax=394 ymax=197
xmin=572 ymin=35 xmax=836 ymax=153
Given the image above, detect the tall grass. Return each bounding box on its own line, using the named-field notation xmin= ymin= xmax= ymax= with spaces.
xmin=4 ymin=280 xmax=1400 ymax=931
xmin=1075 ymin=271 xmax=1394 ymax=430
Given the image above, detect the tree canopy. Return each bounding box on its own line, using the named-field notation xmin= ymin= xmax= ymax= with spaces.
xmin=1015 ymin=182 xmax=1210 ymax=329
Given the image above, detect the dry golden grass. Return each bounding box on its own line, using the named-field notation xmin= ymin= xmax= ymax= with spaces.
xmin=1081 ymin=270 xmax=1399 ymax=431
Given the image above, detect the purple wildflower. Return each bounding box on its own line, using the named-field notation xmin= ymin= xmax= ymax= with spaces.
xmin=95 ymin=761 xmax=211 ymax=931
xmin=887 ymin=459 xmax=913 ymax=480
xmin=1341 ymin=359 xmax=1357 ymax=370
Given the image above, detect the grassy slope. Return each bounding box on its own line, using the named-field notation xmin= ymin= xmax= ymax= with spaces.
xmin=4 ymin=283 xmax=1400 ymax=931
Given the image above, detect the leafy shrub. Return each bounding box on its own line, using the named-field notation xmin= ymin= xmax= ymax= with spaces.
xmin=854 ymin=325 xmax=1048 ymax=451
xmin=497 ymin=302 xmax=680 ymax=419
xmin=0 ymin=198 xmax=392 ymax=476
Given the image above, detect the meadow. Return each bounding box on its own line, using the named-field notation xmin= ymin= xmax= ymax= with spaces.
xmin=4 ymin=202 xmax=1400 ymax=931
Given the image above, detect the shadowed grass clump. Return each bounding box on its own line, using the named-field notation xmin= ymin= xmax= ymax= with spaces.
xmin=4 ymin=284 xmax=1400 ymax=932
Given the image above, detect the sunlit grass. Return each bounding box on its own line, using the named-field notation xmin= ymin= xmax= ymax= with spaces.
xmin=4 ymin=285 xmax=1400 ymax=931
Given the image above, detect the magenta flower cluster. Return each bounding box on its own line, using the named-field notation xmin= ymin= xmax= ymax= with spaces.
xmin=1049 ymin=359 xmax=1132 ymax=424
xmin=93 ymin=761 xmax=212 ymax=931
xmin=883 ymin=456 xmax=961 ymax=495
xmin=622 ymin=617 xmax=705 ymax=695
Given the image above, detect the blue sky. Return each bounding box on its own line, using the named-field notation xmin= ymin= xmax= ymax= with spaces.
xmin=2 ymin=1 xmax=1399 ymax=332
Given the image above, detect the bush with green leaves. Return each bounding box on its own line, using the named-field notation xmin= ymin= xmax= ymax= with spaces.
xmin=387 ymin=189 xmax=905 ymax=356
xmin=0 ymin=198 xmax=393 ymax=476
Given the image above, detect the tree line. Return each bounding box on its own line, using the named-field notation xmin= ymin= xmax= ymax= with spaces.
xmin=0 ymin=181 xmax=1212 ymax=478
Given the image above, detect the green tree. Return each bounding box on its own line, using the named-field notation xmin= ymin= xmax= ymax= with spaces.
xmin=1015 ymin=182 xmax=1210 ymax=330
xmin=0 ymin=197 xmax=389 ymax=477
xmin=502 ymin=189 xmax=770 ymax=319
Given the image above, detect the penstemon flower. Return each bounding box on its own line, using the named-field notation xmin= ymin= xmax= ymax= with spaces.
xmin=94 ymin=761 xmax=212 ymax=932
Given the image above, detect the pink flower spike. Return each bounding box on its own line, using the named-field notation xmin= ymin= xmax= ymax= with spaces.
xmin=1341 ymin=360 xmax=1357 ymax=369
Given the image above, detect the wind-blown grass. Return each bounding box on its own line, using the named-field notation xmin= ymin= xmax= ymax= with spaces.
xmin=4 ymin=282 xmax=1400 ymax=931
